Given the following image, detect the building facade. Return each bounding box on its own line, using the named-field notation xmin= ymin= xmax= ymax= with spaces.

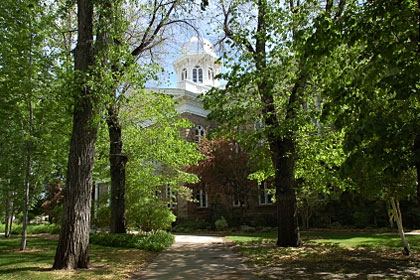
xmin=154 ymin=37 xmax=276 ymax=226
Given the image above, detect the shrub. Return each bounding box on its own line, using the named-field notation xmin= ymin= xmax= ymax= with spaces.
xmin=172 ymin=218 xmax=211 ymax=232
xmin=92 ymin=206 xmax=110 ymax=230
xmin=240 ymin=225 xmax=256 ymax=233
xmin=27 ymin=223 xmax=60 ymax=234
xmin=256 ymin=226 xmax=274 ymax=233
xmin=215 ymin=216 xmax=228 ymax=231
xmin=0 ymin=223 xmax=60 ymax=234
xmin=126 ymin=199 xmax=176 ymax=232
xmin=90 ymin=230 xmax=174 ymax=252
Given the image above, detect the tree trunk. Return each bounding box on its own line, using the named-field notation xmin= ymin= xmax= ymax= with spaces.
xmin=272 ymin=138 xmax=301 ymax=247
xmin=254 ymin=0 xmax=301 ymax=247
xmin=4 ymin=191 xmax=14 ymax=238
xmin=107 ymin=104 xmax=128 ymax=234
xmin=413 ymin=131 xmax=420 ymax=206
xmin=21 ymin=98 xmax=33 ymax=250
xmin=53 ymin=0 xmax=95 ymax=270
xmin=20 ymin=139 xmax=31 ymax=250
xmin=21 ymin=14 xmax=35 ymax=250
xmin=390 ymin=197 xmax=411 ymax=256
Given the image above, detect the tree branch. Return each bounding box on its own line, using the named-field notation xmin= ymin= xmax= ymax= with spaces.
xmin=222 ymin=1 xmax=255 ymax=54
xmin=131 ymin=0 xmax=178 ymax=58
xmin=334 ymin=0 xmax=347 ymax=19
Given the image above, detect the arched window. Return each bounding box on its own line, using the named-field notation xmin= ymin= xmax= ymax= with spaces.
xmin=194 ymin=125 xmax=205 ymax=142
xmin=181 ymin=68 xmax=187 ymax=80
xmin=208 ymin=67 xmax=214 ymax=81
xmin=193 ymin=66 xmax=203 ymax=83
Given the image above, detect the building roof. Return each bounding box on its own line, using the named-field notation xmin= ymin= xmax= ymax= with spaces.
xmin=181 ymin=36 xmax=217 ymax=58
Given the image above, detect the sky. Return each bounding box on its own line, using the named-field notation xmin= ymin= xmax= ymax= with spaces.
xmin=147 ymin=34 xmax=225 ymax=89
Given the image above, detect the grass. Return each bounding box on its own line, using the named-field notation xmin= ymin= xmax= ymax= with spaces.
xmin=226 ymin=231 xmax=420 ymax=279
xmin=227 ymin=231 xmax=420 ymax=250
xmin=0 ymin=235 xmax=156 ymax=280
xmin=0 ymin=223 xmax=60 ymax=235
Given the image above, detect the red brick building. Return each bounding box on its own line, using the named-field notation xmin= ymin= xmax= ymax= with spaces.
xmin=150 ymin=37 xmax=276 ymax=226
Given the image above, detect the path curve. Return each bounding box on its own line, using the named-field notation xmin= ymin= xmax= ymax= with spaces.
xmin=132 ymin=234 xmax=259 ymax=280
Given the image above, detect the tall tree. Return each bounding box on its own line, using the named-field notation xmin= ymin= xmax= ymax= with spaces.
xmin=320 ymin=0 xmax=420 ymax=255
xmin=53 ymin=0 xmax=99 ymax=269
xmin=0 ymin=0 xmax=68 ymax=246
xmin=105 ymin=0 xmax=197 ymax=234
xmin=119 ymin=91 xmax=202 ymax=231
xmin=204 ymin=0 xmax=348 ymax=246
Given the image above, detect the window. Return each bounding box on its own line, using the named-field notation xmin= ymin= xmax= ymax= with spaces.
xmin=198 ymin=68 xmax=203 ymax=83
xmin=196 ymin=189 xmax=208 ymax=208
xmin=194 ymin=125 xmax=205 ymax=142
xmin=153 ymin=189 xmax=159 ymax=197
xmin=208 ymin=67 xmax=214 ymax=81
xmin=192 ymin=66 xmax=203 ymax=83
xmin=233 ymin=195 xmax=245 ymax=207
xmin=181 ymin=68 xmax=187 ymax=80
xmin=166 ymin=186 xmax=176 ymax=209
xmin=259 ymin=182 xmax=273 ymax=205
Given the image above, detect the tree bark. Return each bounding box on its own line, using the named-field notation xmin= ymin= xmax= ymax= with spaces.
xmin=413 ymin=131 xmax=420 ymax=206
xmin=390 ymin=197 xmax=411 ymax=256
xmin=107 ymin=103 xmax=128 ymax=234
xmin=20 ymin=135 xmax=32 ymax=250
xmin=271 ymin=138 xmax=301 ymax=246
xmin=4 ymin=190 xmax=14 ymax=238
xmin=53 ymin=0 xmax=95 ymax=270
xmin=21 ymin=95 xmax=34 ymax=251
xmin=21 ymin=23 xmax=34 ymax=250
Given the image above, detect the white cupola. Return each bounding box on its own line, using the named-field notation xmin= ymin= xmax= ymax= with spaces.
xmin=173 ymin=36 xmax=222 ymax=93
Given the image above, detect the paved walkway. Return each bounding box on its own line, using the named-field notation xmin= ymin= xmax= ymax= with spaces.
xmin=133 ymin=235 xmax=260 ymax=280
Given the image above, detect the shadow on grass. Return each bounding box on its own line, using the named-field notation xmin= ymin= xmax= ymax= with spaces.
xmin=235 ymin=241 xmax=420 ymax=280
xmin=0 ymin=266 xmax=54 ymax=274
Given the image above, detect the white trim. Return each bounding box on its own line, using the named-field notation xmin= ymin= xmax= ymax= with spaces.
xmin=258 ymin=182 xmax=273 ymax=205
xmin=197 ymin=189 xmax=208 ymax=208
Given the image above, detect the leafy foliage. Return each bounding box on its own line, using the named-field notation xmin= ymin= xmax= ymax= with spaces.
xmin=89 ymin=231 xmax=175 ymax=252
xmin=126 ymin=198 xmax=176 ymax=232
xmin=187 ymin=137 xmax=256 ymax=222
xmin=94 ymin=90 xmax=202 ymax=231
xmin=215 ymin=216 xmax=229 ymax=231
xmin=321 ymin=0 xmax=420 ymax=202
xmin=0 ymin=223 xmax=60 ymax=235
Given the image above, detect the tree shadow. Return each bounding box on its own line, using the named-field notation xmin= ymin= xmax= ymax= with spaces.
xmin=241 ymin=242 xmax=420 ymax=279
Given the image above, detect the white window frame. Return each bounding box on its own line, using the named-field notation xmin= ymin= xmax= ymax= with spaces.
xmin=194 ymin=125 xmax=205 ymax=142
xmin=181 ymin=68 xmax=187 ymax=80
xmin=193 ymin=66 xmax=203 ymax=83
xmin=196 ymin=189 xmax=208 ymax=208
xmin=208 ymin=67 xmax=214 ymax=81
xmin=233 ymin=197 xmax=245 ymax=207
xmin=258 ymin=182 xmax=273 ymax=205
xmin=198 ymin=68 xmax=203 ymax=83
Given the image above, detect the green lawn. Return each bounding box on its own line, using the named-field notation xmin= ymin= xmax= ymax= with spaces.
xmin=227 ymin=231 xmax=420 ymax=250
xmin=226 ymin=231 xmax=420 ymax=279
xmin=0 ymin=235 xmax=155 ymax=280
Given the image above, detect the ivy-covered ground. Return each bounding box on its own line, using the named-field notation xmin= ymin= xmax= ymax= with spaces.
xmin=0 ymin=234 xmax=157 ymax=280
xmin=227 ymin=231 xmax=420 ymax=279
